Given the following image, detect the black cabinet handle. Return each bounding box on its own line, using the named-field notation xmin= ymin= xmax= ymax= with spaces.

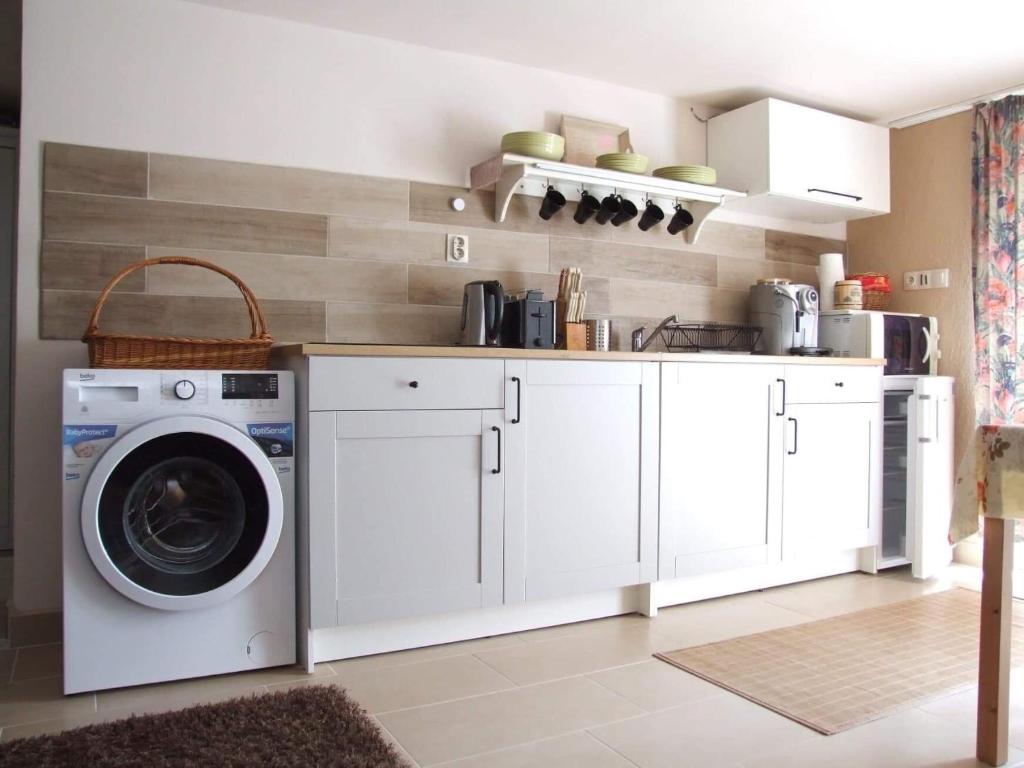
xmin=775 ymin=378 xmax=786 ymax=416
xmin=807 ymin=188 xmax=863 ymax=202
xmin=408 ymin=380 xmax=419 ymax=388
xmin=834 ymin=381 xmax=844 ymax=387
xmin=787 ymin=417 xmax=798 ymax=455
xmin=491 ymin=426 xmax=502 ymax=474
xmin=511 ymin=376 xmax=522 ymax=424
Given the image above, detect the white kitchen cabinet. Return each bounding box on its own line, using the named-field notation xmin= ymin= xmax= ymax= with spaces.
xmin=309 ymin=408 xmax=504 ymax=626
xmin=781 ymin=401 xmax=881 ymax=559
xmin=907 ymin=377 xmax=954 ymax=578
xmin=503 ymin=360 xmax=659 ymax=603
xmin=659 ymin=362 xmax=784 ymax=577
xmin=708 ymin=98 xmax=890 ymax=223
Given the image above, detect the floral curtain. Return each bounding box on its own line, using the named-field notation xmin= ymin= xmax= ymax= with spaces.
xmin=973 ymin=95 xmax=1024 ymax=424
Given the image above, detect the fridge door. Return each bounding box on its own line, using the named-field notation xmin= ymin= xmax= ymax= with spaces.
xmin=907 ymin=376 xmax=954 ymax=579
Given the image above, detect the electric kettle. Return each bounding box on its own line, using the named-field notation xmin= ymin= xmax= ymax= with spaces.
xmin=460 ymin=280 xmax=504 ymax=346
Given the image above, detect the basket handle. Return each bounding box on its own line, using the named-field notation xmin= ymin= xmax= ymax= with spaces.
xmin=85 ymin=256 xmax=271 ymax=340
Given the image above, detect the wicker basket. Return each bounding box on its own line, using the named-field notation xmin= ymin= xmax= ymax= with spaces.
xmin=848 ymin=272 xmax=892 ymax=311
xmin=83 ymin=256 xmax=274 ymax=370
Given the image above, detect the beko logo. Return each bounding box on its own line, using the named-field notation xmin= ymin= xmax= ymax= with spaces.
xmin=78 ymin=373 xmax=96 ymax=381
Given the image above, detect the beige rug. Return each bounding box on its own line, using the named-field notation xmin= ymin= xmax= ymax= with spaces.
xmin=655 ymin=588 xmax=1024 ymax=735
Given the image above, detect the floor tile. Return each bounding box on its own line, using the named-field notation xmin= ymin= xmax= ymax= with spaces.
xmin=513 ymin=613 xmax=654 ymax=644
xmin=588 ymin=660 xmax=726 ymax=712
xmin=333 ymin=654 xmax=515 ymax=714
xmin=588 ymin=690 xmax=819 ymax=768
xmin=651 ymin=591 xmax=814 ymax=648
xmin=918 ymin=668 xmax=1024 ymax=750
xmin=378 ymin=675 xmax=643 ymax=766
xmin=332 ymin=634 xmax=528 ymax=675
xmin=1 ymin=710 xmax=114 ymax=742
xmin=11 ymin=643 xmax=62 ymax=682
xmin=434 ymin=732 xmax=637 ymax=767
xmin=0 ymin=677 xmax=95 ymax=728
xmin=741 ymin=707 xmax=1024 ymax=768
xmin=474 ymin=624 xmax=674 ymax=686
xmin=371 ymin=715 xmax=421 ymax=767
xmin=760 ymin=571 xmax=952 ymax=619
xmin=95 ymin=663 xmax=329 ymax=713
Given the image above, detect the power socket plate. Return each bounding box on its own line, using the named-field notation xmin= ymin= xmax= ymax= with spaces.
xmin=447 ymin=233 xmax=469 ymax=264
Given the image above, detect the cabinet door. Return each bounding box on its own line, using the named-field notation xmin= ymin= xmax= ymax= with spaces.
xmin=660 ymin=363 xmax=784 ymax=578
xmin=325 ymin=409 xmax=503 ymax=625
xmin=769 ymin=100 xmax=890 ymax=215
xmin=908 ymin=377 xmax=954 ymax=579
xmin=504 ymin=360 xmax=658 ymax=603
xmin=782 ymin=402 xmax=881 ymax=559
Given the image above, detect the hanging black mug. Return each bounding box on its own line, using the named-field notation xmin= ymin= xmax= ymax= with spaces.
xmin=637 ymin=200 xmax=665 ymax=231
xmin=594 ymin=194 xmax=621 ymax=225
xmin=667 ymin=205 xmax=694 ymax=235
xmin=573 ymin=192 xmax=601 ymax=224
xmin=610 ymin=198 xmax=639 ymax=227
xmin=538 ymin=187 xmax=566 ymax=220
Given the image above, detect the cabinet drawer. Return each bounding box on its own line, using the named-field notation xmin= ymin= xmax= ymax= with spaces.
xmin=784 ymin=365 xmax=880 ymax=404
xmin=309 ymin=357 xmax=504 ymax=411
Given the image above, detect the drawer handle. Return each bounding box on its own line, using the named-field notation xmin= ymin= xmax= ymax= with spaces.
xmin=408 ymin=380 xmax=419 ymax=388
xmin=787 ymin=417 xmax=798 ymax=455
xmin=491 ymin=426 xmax=502 ymax=474
xmin=511 ymin=376 xmax=522 ymax=424
xmin=834 ymin=381 xmax=844 ymax=387
xmin=776 ymin=378 xmax=786 ymax=416
xmin=807 ymin=187 xmax=863 ymax=202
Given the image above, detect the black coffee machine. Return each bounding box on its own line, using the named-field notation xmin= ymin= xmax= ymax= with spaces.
xmin=502 ymin=290 xmax=555 ymax=349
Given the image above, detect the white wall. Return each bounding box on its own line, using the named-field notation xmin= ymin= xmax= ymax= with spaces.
xmin=15 ymin=0 xmax=843 ymax=613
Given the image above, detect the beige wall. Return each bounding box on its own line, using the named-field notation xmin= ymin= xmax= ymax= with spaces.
xmin=42 ymin=143 xmax=843 ymax=354
xmin=847 ymin=112 xmax=974 ymax=460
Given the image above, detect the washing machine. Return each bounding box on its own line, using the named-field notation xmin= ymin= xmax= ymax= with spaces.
xmin=62 ymin=369 xmax=296 ymax=694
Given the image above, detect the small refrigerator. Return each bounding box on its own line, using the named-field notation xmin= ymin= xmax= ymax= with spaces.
xmin=877 ymin=375 xmax=954 ymax=579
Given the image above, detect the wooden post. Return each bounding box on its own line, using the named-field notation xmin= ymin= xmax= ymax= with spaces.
xmin=978 ymin=516 xmax=1015 ymax=766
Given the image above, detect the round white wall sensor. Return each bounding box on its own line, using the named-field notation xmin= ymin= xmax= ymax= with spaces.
xmin=450 ymin=197 xmax=466 ymax=212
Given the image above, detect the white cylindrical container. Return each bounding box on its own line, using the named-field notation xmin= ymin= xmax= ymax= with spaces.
xmin=817 ymin=252 xmax=845 ymax=311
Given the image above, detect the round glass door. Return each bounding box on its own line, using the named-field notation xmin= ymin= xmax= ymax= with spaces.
xmin=98 ymin=432 xmax=269 ymax=596
xmin=82 ymin=416 xmax=283 ymax=610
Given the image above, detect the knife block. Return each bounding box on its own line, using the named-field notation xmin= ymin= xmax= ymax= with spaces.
xmin=561 ymin=322 xmax=587 ymax=351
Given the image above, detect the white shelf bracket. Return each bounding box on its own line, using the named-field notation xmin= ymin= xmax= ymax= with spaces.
xmin=495 ymin=164 xmax=528 ymax=224
xmin=684 ymin=200 xmax=722 ymax=245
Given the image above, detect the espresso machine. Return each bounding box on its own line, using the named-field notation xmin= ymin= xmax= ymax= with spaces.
xmin=748 ymin=279 xmax=831 ymax=356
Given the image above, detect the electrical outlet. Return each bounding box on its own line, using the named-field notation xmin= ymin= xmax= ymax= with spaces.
xmin=447 ymin=233 xmax=469 ymax=264
xmin=904 ymin=268 xmax=950 ymax=290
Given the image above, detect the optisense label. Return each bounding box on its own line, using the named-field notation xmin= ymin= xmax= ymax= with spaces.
xmin=247 ymin=423 xmax=294 ymax=458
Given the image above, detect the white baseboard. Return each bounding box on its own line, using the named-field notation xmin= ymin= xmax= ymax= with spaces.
xmin=309 ymin=551 xmax=865 ymax=664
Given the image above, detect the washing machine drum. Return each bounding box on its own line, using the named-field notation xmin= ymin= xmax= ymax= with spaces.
xmin=81 ymin=416 xmax=284 ymax=611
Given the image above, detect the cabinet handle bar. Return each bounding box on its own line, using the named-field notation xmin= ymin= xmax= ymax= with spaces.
xmin=491 ymin=425 xmax=502 ymax=474
xmin=807 ymin=187 xmax=863 ymax=202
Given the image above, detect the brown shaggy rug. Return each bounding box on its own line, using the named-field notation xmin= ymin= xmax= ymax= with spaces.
xmin=0 ymin=685 xmax=408 ymax=768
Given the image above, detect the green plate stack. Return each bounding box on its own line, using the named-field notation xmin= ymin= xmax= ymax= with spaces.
xmin=653 ymin=165 xmax=717 ymax=185
xmin=500 ymin=132 xmax=565 ymax=161
xmin=595 ymin=152 xmax=649 ymax=174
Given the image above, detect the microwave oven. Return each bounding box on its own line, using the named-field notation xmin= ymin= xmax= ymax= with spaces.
xmin=819 ymin=310 xmax=939 ymax=375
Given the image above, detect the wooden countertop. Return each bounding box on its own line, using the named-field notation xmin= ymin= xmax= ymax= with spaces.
xmin=275 ymin=344 xmax=884 ymax=366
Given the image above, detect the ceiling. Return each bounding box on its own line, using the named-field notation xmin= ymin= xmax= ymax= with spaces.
xmin=191 ymin=0 xmax=1024 ymax=124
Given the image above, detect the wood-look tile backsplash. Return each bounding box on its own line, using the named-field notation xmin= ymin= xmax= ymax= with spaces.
xmin=40 ymin=143 xmax=846 ymax=350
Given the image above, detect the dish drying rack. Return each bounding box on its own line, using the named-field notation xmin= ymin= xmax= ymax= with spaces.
xmin=659 ymin=322 xmax=762 ymax=353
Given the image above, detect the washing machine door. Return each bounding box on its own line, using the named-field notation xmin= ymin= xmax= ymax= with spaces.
xmin=81 ymin=415 xmax=284 ymax=611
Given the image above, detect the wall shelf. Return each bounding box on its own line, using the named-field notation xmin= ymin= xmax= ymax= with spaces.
xmin=469 ymin=153 xmax=747 ymax=244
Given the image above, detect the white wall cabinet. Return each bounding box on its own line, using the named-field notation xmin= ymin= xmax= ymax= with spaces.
xmin=503 ymin=360 xmax=659 ymax=603
xmin=708 ymin=98 xmax=890 ymax=223
xmin=659 ymin=362 xmax=784 ymax=578
xmin=309 ymin=407 xmax=504 ymax=627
